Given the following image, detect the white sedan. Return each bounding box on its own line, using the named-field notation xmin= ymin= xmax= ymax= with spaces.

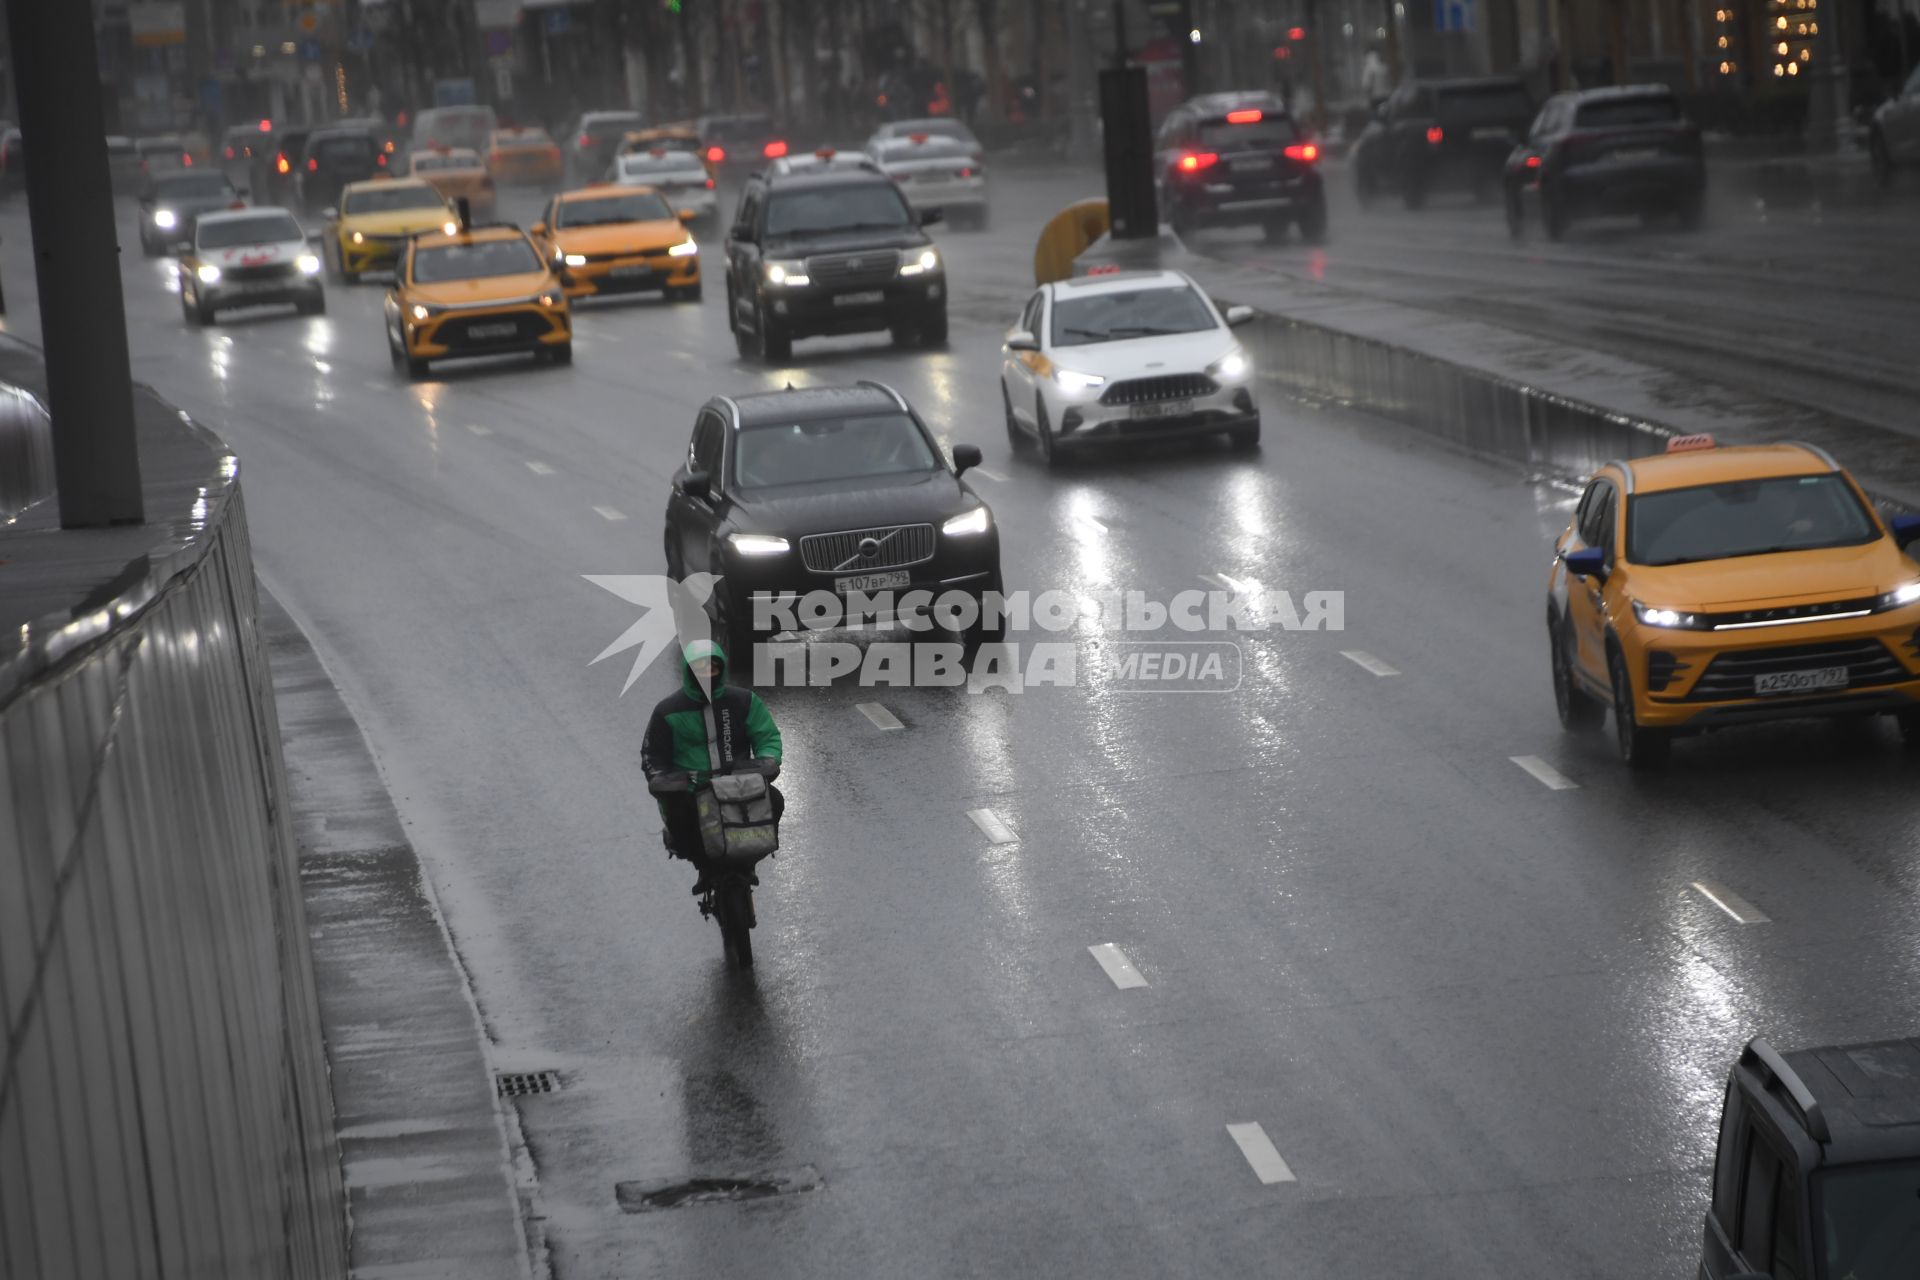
xmin=608 ymin=149 xmax=718 ymax=224
xmin=999 ymin=269 xmax=1258 ymax=465
xmin=868 ymin=134 xmax=988 ymax=229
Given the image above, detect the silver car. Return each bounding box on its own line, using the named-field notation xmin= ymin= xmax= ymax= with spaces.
xmin=1870 ymin=64 xmax=1920 ymax=188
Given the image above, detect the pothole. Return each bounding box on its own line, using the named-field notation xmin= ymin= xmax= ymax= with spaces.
xmin=615 ymin=1164 xmax=823 ymax=1212
xmin=495 ymin=1070 xmax=561 ymax=1098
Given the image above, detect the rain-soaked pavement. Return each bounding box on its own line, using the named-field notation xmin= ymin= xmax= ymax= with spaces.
xmin=5 ymin=166 xmax=1915 ymax=1277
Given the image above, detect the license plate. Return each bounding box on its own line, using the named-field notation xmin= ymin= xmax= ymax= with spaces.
xmin=834 ymin=290 xmax=885 ymax=307
xmin=1130 ymin=398 xmax=1194 ymax=420
xmin=1754 ymin=666 xmax=1848 ymax=696
xmin=1612 ymin=147 xmax=1660 ymax=161
xmin=836 ymin=569 xmax=909 ymax=593
xmin=468 ymin=322 xmax=517 ymax=339
xmin=1231 ymin=158 xmax=1274 ymax=174
xmin=1472 ymin=126 xmax=1512 ymax=141
xmin=611 ymin=264 xmax=651 ymax=278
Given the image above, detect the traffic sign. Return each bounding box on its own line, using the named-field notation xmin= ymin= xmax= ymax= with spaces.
xmin=297 ymin=38 xmax=324 ymax=61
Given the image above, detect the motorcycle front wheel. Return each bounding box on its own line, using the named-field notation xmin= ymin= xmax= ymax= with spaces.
xmin=719 ymin=879 xmax=755 ymax=967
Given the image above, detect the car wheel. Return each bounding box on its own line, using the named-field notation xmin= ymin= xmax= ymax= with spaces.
xmin=1002 ymin=382 xmax=1027 ymax=451
xmin=1354 ymin=165 xmax=1375 ymax=209
xmin=297 ymin=291 xmax=325 ymax=316
xmin=1034 ymin=395 xmax=1062 ymax=469
xmin=1402 ymin=177 xmax=1428 ymax=211
xmin=388 ymin=329 xmax=405 ymax=371
xmin=1504 ymin=188 xmax=1525 ymax=240
xmin=548 ymin=342 xmax=573 ymax=366
xmin=1543 ymin=184 xmax=1571 ymax=241
xmin=1551 ymin=619 xmax=1606 ymax=732
xmin=1228 ymin=419 xmax=1261 ymax=451
xmin=963 ymin=575 xmax=1007 ymax=646
xmin=919 ymin=306 xmax=948 ymax=347
xmin=1869 ymin=133 xmax=1893 ymax=190
xmin=1261 ymin=217 xmax=1289 ymax=244
xmin=729 ymin=286 xmax=755 ymax=358
xmin=406 ymin=353 xmax=430 ymax=380
xmin=181 ymin=287 xmax=202 ymax=326
xmin=1897 ymin=709 xmax=1920 ymax=750
xmin=1296 ymin=198 xmax=1327 ymax=244
xmin=676 ymin=282 xmax=703 ymax=303
xmin=141 ymin=233 xmax=160 ymax=258
xmin=760 ymin=306 xmax=792 ymax=362
xmin=325 ymin=244 xmax=343 ymax=281
xmin=1610 ymin=647 xmax=1670 ymax=770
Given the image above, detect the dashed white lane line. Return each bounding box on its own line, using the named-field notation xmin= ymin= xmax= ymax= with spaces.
xmin=593 ymin=506 xmax=627 ymax=522
xmin=465 ymin=423 xmax=493 ymax=435
xmin=1088 ymin=944 xmax=1148 ymax=990
xmin=855 ymin=701 xmax=904 ymax=731
xmin=966 ymin=808 xmax=1017 ymax=844
xmin=1200 ymin=572 xmax=1259 ymax=596
xmin=525 ymin=461 xmax=555 ymax=476
xmin=971 ymin=466 xmax=1008 ymax=482
xmin=1691 ymin=881 xmax=1771 ymax=924
xmin=1340 ymin=650 xmax=1400 ymax=677
xmin=1510 ymin=755 xmax=1579 ymax=791
xmin=1225 ymin=1123 xmax=1296 ymax=1185
xmin=1071 ymin=512 xmax=1107 ymax=536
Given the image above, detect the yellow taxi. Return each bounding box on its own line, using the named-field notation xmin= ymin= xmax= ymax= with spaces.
xmin=486 ymin=127 xmax=564 ymax=185
xmin=383 ymin=221 xmax=572 ymax=379
xmin=1548 ymin=435 xmax=1920 ymax=767
xmin=323 ymin=178 xmax=454 ymax=282
xmin=409 ymin=147 xmax=497 ymax=219
xmin=530 ymin=185 xmax=701 ymax=302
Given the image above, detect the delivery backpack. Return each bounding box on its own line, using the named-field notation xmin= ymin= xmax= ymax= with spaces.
xmin=693 ymin=704 xmax=780 ymax=862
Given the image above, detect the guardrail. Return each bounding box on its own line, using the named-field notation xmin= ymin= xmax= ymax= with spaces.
xmin=0 ymin=381 xmax=54 ymax=519
xmin=0 ymin=368 xmax=347 ymax=1277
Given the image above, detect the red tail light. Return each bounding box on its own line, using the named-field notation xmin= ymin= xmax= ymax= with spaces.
xmin=1283 ymin=143 xmax=1319 ymax=163
xmin=376 ymin=153 xmax=387 ymax=167
xmin=958 ymin=167 xmax=972 ymax=178
xmin=1177 ymin=151 xmax=1219 ymax=173
xmin=229 ymin=200 xmax=245 ymax=209
xmin=1524 ymin=154 xmax=1542 ymax=169
xmin=763 ymin=140 xmax=788 ymax=158
xmin=705 ymin=177 xmax=715 ymax=189
xmin=277 ymin=154 xmax=290 ymax=174
xmin=1426 ymin=125 xmax=1444 ymax=145
xmin=258 ymin=118 xmax=272 ymax=132
xmin=1226 ymin=108 xmax=1264 ymax=124
xmin=182 ymin=153 xmax=193 ymax=166
xmin=706 ymin=145 xmax=725 ymax=163
xmin=307 ymin=157 xmax=319 ymax=171
xmin=224 ymin=146 xmax=235 ymax=160
xmin=578 ymin=133 xmax=592 ymax=148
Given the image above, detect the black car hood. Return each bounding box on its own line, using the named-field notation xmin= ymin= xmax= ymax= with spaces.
xmin=731 ymin=469 xmax=976 ymax=535
xmin=762 ymin=226 xmax=930 ymax=258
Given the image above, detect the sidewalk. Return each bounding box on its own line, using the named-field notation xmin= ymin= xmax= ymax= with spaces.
xmin=266 ymin=588 xmax=540 ymax=1280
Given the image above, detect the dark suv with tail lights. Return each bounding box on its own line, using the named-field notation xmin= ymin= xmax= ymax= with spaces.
xmin=1153 ymin=92 xmax=1326 ymax=243
xmin=1352 ymin=76 xmax=1534 ymax=209
xmin=1504 ymin=84 xmax=1705 ymax=240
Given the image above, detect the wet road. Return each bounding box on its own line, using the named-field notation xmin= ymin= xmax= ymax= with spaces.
xmin=4 ymin=170 xmax=1917 ymax=1278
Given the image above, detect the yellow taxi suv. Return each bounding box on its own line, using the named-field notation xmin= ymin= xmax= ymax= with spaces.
xmin=324 ymin=178 xmax=455 ymax=283
xmin=531 ymin=186 xmax=700 ymax=302
xmin=487 ymin=127 xmax=564 ymax=185
xmin=384 ymin=223 xmax=572 ymax=380
xmin=409 ymin=147 xmax=497 ymax=219
xmin=1548 ymin=435 xmax=1920 ymax=768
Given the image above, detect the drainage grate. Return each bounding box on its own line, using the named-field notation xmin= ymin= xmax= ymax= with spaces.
xmin=495 ymin=1070 xmax=561 ymax=1098
xmin=615 ymin=1165 xmax=823 ymax=1213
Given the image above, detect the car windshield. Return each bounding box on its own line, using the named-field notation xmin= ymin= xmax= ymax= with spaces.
xmin=413 ymin=152 xmax=482 ymax=172
xmin=733 ymin=413 xmax=940 ymax=488
xmin=414 ymin=108 xmax=494 ymax=150
xmin=1813 ymin=1160 xmax=1920 ymax=1279
xmin=618 ymin=154 xmax=706 ymax=179
xmin=581 ymin=114 xmax=642 ymax=138
xmin=153 ymin=174 xmax=233 ymax=199
xmin=494 ymin=130 xmax=553 ymax=147
xmin=1626 ymin=474 xmax=1880 ymax=565
xmin=198 ymin=213 xmax=303 ymax=248
xmin=411 ymin=239 xmax=541 ymax=283
xmin=558 ymin=192 xmax=674 ymax=226
xmin=137 ymin=137 xmax=183 ymax=156
xmin=765 ymin=184 xmax=913 ymax=236
xmin=1051 ymin=284 xmax=1219 ymax=346
xmin=1197 ymin=116 xmax=1300 ymax=149
xmin=312 ymin=137 xmax=374 ymax=163
xmin=1436 ymin=83 xmax=1533 ymax=126
xmin=708 ymin=116 xmax=775 ymax=141
xmin=343 ymin=185 xmax=445 ymax=214
xmin=1576 ymin=94 xmax=1680 ymax=128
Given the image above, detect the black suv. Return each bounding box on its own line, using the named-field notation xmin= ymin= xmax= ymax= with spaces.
xmin=1503 ymin=84 xmax=1705 ymax=240
xmin=296 ymin=128 xmax=382 ymax=215
xmin=1701 ymin=1037 xmax=1920 ymax=1278
xmin=723 ymin=165 xmax=946 ymax=363
xmin=1153 ymin=91 xmax=1326 ymax=242
xmin=1351 ymin=76 xmax=1534 ymax=209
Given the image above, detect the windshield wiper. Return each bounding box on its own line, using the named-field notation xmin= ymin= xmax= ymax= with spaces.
xmin=1103 ymin=325 xmax=1196 ymax=338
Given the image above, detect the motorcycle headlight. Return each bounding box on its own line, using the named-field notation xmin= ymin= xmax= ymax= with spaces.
xmin=296 ymin=253 xmax=321 ymax=275
xmin=563 ymin=252 xmax=588 ymax=267
xmin=195 ymin=263 xmax=221 ymax=284
xmin=668 ymin=238 xmax=699 ymax=257
xmin=942 ymin=506 xmax=992 ymax=536
xmin=729 ymin=533 xmax=790 ymax=556
xmin=1207 ymin=346 xmax=1251 ymax=381
xmin=1632 ymin=600 xmax=1705 ymax=629
xmin=153 ymin=208 xmax=178 ymax=229
xmin=898 ymin=247 xmax=941 ymax=276
xmin=1053 ymin=368 xmax=1106 ymax=394
xmin=1876 ymin=580 xmax=1920 ymax=611
xmin=764 ymin=259 xmax=809 ymax=287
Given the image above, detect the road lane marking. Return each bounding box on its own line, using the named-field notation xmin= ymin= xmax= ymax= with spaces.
xmin=1225 ymin=1123 xmax=1296 ymax=1185
xmin=525 ymin=461 xmax=555 ymax=476
xmin=1510 ymin=755 xmax=1578 ymax=791
xmin=1340 ymin=650 xmax=1400 ymax=677
xmin=971 ymin=466 xmax=1008 ymax=482
xmin=855 ymin=702 xmax=904 ymax=731
xmin=967 ymin=808 xmax=1017 ymax=844
xmin=465 ymin=423 xmax=493 ymax=435
xmin=1691 ymin=881 xmax=1771 ymax=924
xmin=593 ymin=506 xmax=627 ymax=522
xmin=1071 ymin=512 xmax=1107 ymax=536
xmin=1088 ymin=944 xmax=1147 ymax=989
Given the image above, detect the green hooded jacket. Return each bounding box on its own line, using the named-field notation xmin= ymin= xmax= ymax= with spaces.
xmin=640 ymin=638 xmax=782 ymax=787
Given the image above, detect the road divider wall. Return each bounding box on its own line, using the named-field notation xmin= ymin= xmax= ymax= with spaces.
xmin=0 ymin=380 xmax=347 ymax=1277
xmin=0 ymin=381 xmax=54 ymax=518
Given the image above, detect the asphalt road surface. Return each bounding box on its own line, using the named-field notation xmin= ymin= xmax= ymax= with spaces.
xmin=3 ymin=169 xmax=1916 ymax=1278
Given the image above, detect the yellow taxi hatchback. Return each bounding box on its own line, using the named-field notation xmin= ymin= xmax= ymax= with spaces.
xmin=409 ymin=147 xmax=497 ymax=219
xmin=384 ymin=224 xmax=571 ymax=379
xmin=487 ymin=127 xmax=563 ymax=185
xmin=1548 ymin=435 xmax=1920 ymax=768
xmin=324 ymin=178 xmax=453 ymax=282
xmin=531 ymin=186 xmax=700 ymax=302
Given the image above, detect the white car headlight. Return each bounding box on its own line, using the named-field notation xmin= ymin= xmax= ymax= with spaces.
xmin=668 ymin=238 xmax=698 ymax=257
xmin=563 ymin=252 xmax=588 ymax=267
xmin=296 ymin=253 xmax=321 ymax=275
xmin=1208 ymin=346 xmax=1251 ymax=381
xmin=898 ymin=247 xmax=940 ymax=276
xmin=1631 ymin=600 xmax=1703 ymax=629
xmin=942 ymin=506 xmax=992 ymax=536
xmin=765 ymin=260 xmax=809 ymax=287
xmin=1053 ymin=368 xmax=1106 ymax=394
xmin=410 ymin=304 xmax=431 ymax=321
xmin=195 ymin=263 xmax=221 ymax=284
xmin=1877 ymin=580 xmax=1920 ymax=611
xmin=350 ymin=230 xmax=365 ymax=244
xmin=729 ymin=533 xmax=790 ymax=556
xmin=154 ymin=209 xmax=178 ymax=229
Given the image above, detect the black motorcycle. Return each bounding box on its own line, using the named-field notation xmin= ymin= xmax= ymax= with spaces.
xmin=649 ymin=759 xmax=781 ymax=967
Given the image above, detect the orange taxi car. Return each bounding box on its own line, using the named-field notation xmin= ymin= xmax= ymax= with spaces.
xmin=409 ymin=147 xmax=497 ymax=219
xmin=531 ymin=186 xmax=701 ymax=302
xmin=487 ymin=127 xmax=564 ymax=185
xmin=1548 ymin=435 xmax=1920 ymax=768
xmin=384 ymin=220 xmax=572 ymax=379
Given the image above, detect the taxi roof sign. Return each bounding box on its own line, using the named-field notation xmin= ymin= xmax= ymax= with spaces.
xmin=1666 ymin=433 xmax=1717 ymax=454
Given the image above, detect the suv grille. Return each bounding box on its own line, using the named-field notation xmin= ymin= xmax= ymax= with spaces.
xmin=799 ymin=523 xmax=935 ymax=574
xmin=1682 ymin=639 xmax=1908 ymax=702
xmin=1099 ymin=373 xmax=1217 ymax=406
xmin=223 ymin=263 xmax=297 ymax=283
xmin=806 ymin=250 xmax=899 ymax=288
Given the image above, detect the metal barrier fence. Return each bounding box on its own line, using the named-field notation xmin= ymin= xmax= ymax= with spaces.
xmin=0 ymin=382 xmax=54 ymax=520
xmin=0 ymin=410 xmax=346 ymax=1276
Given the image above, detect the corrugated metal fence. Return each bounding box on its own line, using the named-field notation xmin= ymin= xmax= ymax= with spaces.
xmin=0 ymin=443 xmax=347 ymax=1274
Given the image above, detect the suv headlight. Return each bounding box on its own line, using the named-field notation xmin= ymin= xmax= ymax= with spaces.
xmin=942 ymin=506 xmax=992 ymax=536
xmin=296 ymin=252 xmax=321 ymax=275
xmin=1632 ymin=600 xmax=1705 ymax=629
xmin=1053 ymin=368 xmax=1105 ymax=394
xmin=1876 ymin=580 xmax=1920 ymax=611
xmin=668 ymin=238 xmax=698 ymax=257
xmin=154 ymin=208 xmax=178 ymax=229
xmin=563 ymin=252 xmax=588 ymax=267
xmin=1207 ymin=346 xmax=1251 ymax=382
xmin=898 ymin=247 xmax=940 ymax=276
xmin=410 ymin=303 xmax=443 ymax=321
xmin=764 ymin=259 xmax=810 ymax=287
xmin=729 ymin=533 xmax=790 ymax=556
xmin=195 ymin=263 xmax=222 ymax=284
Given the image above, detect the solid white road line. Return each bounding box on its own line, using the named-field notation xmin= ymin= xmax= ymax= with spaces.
xmin=856 ymin=702 xmax=904 ymax=731
xmin=972 ymin=466 xmax=1008 ymax=483
xmin=592 ymin=506 xmax=627 ymax=522
xmin=1225 ymin=1123 xmax=1296 ymax=1185
xmin=465 ymin=423 xmax=493 ymax=436
xmin=525 ymin=461 xmax=555 ymax=476
xmin=1340 ymin=650 xmax=1400 ymax=677
xmin=1072 ymin=512 xmax=1107 ymax=536
xmin=967 ymin=808 xmax=1017 ymax=844
xmin=1088 ymin=943 xmax=1148 ymax=990
xmin=1691 ymin=881 xmax=1772 ymax=924
xmin=1510 ymin=755 xmax=1579 ymax=791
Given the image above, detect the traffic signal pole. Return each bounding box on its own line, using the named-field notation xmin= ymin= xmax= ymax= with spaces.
xmin=5 ymin=0 xmax=145 ymax=527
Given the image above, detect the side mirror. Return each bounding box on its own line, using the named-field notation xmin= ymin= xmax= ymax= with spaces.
xmin=1224 ymin=304 xmax=1255 ymax=327
xmin=678 ymin=207 xmax=697 ymax=222
xmin=952 ymin=444 xmax=983 ymax=474
xmin=1890 ymin=513 xmax=1920 ymax=552
xmin=530 ymin=221 xmax=547 ymax=237
xmin=678 ymin=470 xmax=712 ymax=502
xmin=1562 ymin=547 xmax=1607 ymax=581
xmin=919 ymin=207 xmax=944 ymax=226
xmin=1005 ymin=329 xmax=1039 ymax=352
